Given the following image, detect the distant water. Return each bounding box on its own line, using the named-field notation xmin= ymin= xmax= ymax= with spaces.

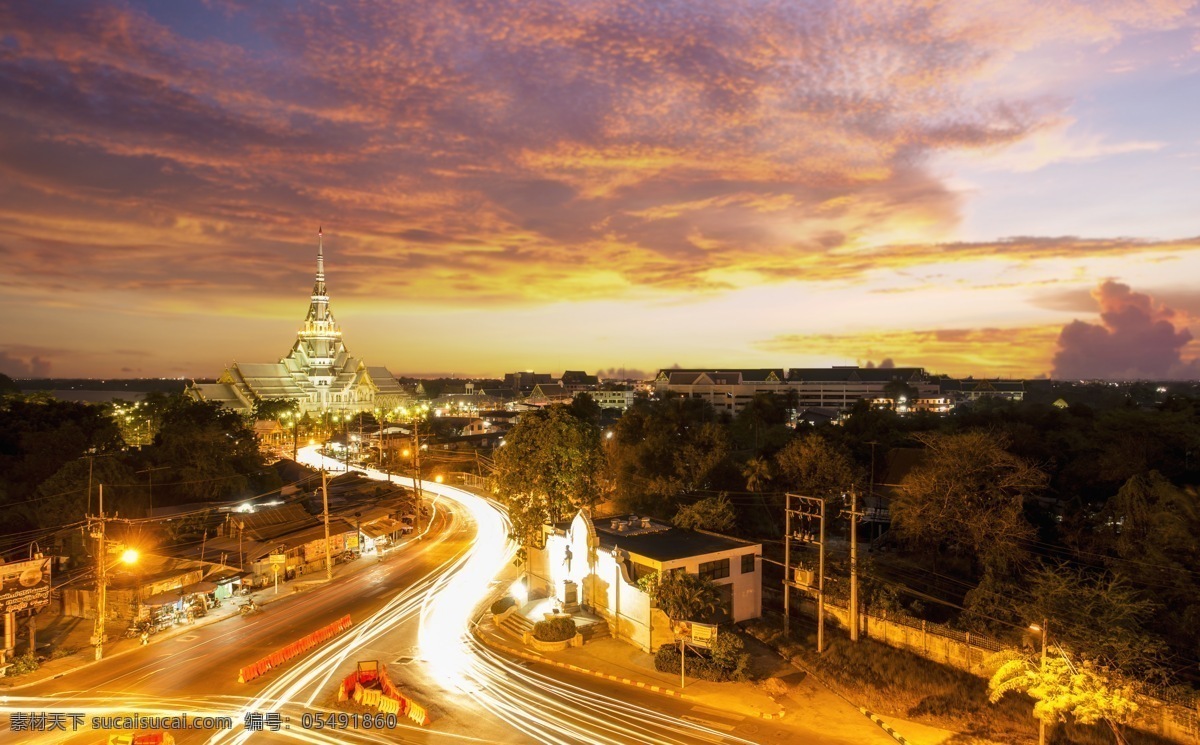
xmin=48 ymin=390 xmax=148 ymax=403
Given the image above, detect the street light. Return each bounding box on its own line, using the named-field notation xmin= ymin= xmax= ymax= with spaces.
xmin=1030 ymin=620 xmax=1049 ymax=745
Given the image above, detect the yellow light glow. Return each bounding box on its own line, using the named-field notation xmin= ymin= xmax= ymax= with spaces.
xmin=120 ymin=549 xmax=139 ymax=565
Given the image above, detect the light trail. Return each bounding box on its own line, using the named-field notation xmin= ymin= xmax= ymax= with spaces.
xmin=3 ymin=448 xmax=773 ymax=744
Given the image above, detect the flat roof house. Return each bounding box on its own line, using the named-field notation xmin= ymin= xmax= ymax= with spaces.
xmin=527 ymin=511 xmax=762 ymax=652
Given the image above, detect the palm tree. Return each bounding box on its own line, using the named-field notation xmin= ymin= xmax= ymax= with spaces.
xmin=742 ymin=457 xmax=771 ymax=493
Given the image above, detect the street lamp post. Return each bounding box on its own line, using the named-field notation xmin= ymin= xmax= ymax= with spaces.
xmin=92 ymin=484 xmax=139 ymax=662
xmin=1031 ymin=619 xmax=1049 ymax=745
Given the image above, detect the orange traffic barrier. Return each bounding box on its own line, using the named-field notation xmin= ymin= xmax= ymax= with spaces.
xmin=237 ymin=615 xmax=353 ymax=683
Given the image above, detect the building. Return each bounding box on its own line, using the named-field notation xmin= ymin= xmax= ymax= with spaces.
xmin=559 ymin=371 xmax=599 ymax=394
xmin=527 ymin=511 xmax=761 ymax=652
xmin=186 ymin=231 xmax=406 ymax=416
xmin=938 ymin=378 xmax=1025 ymax=404
xmin=588 ymin=389 xmax=636 ymax=410
xmin=656 ymin=366 xmax=943 ymax=415
xmin=526 ymin=382 xmax=571 ymax=406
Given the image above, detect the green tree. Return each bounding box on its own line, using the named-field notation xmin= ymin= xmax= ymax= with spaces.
xmin=775 ymin=432 xmax=858 ymax=494
xmin=150 ymin=397 xmax=272 ymax=503
xmin=672 ymin=495 xmax=735 ymax=532
xmin=607 ymin=397 xmax=731 ymax=514
xmin=891 ymin=431 xmax=1043 ymax=570
xmin=988 ymin=651 xmax=1139 ymax=735
xmin=643 ymin=570 xmax=720 ymax=621
xmin=1017 ymin=563 xmax=1164 ymax=679
xmin=489 ymin=405 xmax=604 ymax=554
xmin=567 ymin=392 xmax=602 ymax=427
xmin=742 ymin=457 xmax=771 ymax=493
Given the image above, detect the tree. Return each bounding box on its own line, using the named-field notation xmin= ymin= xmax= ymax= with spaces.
xmin=489 ymin=405 xmax=604 ymax=554
xmin=891 ymin=431 xmax=1043 ymax=570
xmin=988 ymin=650 xmax=1139 ymax=735
xmin=150 ymin=397 xmax=273 ymax=503
xmin=742 ymin=457 xmax=771 ymax=493
xmin=1089 ymin=471 xmax=1200 ymax=674
xmin=1018 ymin=563 xmax=1164 ymax=679
xmin=672 ymin=495 xmax=735 ymax=532
xmin=607 ymin=397 xmax=731 ymax=514
xmin=567 ymin=393 xmax=602 ymax=427
xmin=775 ymin=432 xmax=858 ymax=494
xmin=643 ymin=570 xmax=720 ymax=622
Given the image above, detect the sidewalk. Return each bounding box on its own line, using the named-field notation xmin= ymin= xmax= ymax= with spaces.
xmin=0 ymin=542 xmax=417 ymax=691
xmin=476 ymin=615 xmax=960 ymax=745
xmin=477 ymin=615 xmax=786 ymax=719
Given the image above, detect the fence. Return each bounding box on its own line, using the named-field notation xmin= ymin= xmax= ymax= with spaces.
xmin=791 ymin=595 xmax=1200 ymax=743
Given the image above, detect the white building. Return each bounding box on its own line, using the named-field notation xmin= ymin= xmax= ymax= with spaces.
xmin=527 ymin=511 xmax=762 ymax=652
xmin=586 ymin=390 xmax=636 ymax=410
xmin=186 ymin=231 xmax=406 ymax=415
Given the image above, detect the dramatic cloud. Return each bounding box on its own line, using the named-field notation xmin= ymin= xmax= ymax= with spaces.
xmin=0 ymin=1 xmax=1197 ymax=376
xmin=0 ymin=349 xmax=52 ymax=377
xmin=760 ymin=326 xmax=1062 ymax=377
xmin=1052 ymin=281 xmax=1200 ymax=380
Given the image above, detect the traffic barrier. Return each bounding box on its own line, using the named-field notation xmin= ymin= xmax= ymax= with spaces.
xmin=237 ymin=615 xmax=353 ymax=683
xmin=340 ymin=660 xmax=432 ymax=726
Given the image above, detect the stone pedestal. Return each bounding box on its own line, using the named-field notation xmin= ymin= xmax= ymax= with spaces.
xmin=560 ymin=580 xmax=579 ymax=613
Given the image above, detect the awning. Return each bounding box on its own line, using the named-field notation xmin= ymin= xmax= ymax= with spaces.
xmin=361 ymin=518 xmax=404 ymax=540
xmin=181 ymin=580 xmax=218 ymax=594
xmin=143 ymin=590 xmax=185 ymax=606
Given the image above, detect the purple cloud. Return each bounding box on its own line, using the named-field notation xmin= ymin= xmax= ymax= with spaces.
xmin=1052 ymin=281 xmax=1200 ymax=380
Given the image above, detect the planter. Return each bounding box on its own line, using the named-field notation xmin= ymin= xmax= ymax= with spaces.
xmin=524 ymin=633 xmax=572 ymax=652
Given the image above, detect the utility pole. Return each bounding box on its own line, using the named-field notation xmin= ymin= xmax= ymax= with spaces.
xmin=321 ymin=467 xmax=333 ymax=580
xmin=847 ymin=489 xmax=861 ymax=642
xmin=93 ymin=485 xmax=106 ymax=662
xmin=784 ymin=498 xmax=791 ymax=638
xmin=784 ymin=493 xmax=827 ymax=652
xmin=1038 ymin=619 xmax=1048 ymax=745
xmin=412 ymin=419 xmax=424 ymax=537
xmin=136 ymin=466 xmax=168 ymax=518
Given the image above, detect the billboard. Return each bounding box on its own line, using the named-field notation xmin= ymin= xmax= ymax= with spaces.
xmin=0 ymin=557 xmax=52 ymax=614
xmin=671 ymin=620 xmax=718 ymax=649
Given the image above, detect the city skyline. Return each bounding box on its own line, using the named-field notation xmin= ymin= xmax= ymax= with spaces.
xmin=2 ymin=2 xmax=1200 ymax=380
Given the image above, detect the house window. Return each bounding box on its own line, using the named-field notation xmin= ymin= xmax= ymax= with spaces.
xmin=698 ymin=558 xmax=729 ymax=581
xmin=741 ymin=554 xmax=756 ymax=574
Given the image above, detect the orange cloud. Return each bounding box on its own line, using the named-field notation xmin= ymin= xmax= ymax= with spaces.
xmin=759 ymin=325 xmax=1063 ymax=378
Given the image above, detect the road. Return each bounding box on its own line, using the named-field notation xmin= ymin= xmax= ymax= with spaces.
xmin=0 ymin=449 xmax=927 ymax=744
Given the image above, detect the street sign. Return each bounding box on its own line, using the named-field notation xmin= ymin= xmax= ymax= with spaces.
xmin=269 ymin=553 xmax=287 ymax=565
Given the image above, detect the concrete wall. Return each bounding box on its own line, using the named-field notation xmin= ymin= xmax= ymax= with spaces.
xmin=793 ymin=597 xmax=1200 ymax=744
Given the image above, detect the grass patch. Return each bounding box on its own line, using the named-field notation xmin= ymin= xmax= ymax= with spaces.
xmin=744 ymin=617 xmax=1176 ymax=745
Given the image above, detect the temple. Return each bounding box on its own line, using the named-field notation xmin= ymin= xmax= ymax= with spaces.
xmin=186 ymin=230 xmax=406 ymax=415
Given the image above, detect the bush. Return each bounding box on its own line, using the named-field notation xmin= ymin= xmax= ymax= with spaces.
xmin=7 ymin=652 xmax=39 ymax=676
xmin=653 ymin=633 xmax=750 ymax=682
xmin=490 ymin=596 xmax=516 ymax=615
xmin=533 ymin=617 xmax=577 ymax=642
xmin=48 ymin=647 xmax=76 ymax=660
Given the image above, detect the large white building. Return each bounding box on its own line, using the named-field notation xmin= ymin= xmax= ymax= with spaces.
xmin=527 ymin=511 xmax=762 ymax=652
xmin=656 ymin=366 xmax=942 ymax=414
xmin=187 ymin=232 xmax=406 ymax=415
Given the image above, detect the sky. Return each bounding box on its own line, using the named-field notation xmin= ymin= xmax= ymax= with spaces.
xmin=2 ymin=0 xmax=1199 ymax=381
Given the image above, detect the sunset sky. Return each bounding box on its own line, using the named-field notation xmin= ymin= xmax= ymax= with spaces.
xmin=2 ymin=1 xmax=1199 ymax=380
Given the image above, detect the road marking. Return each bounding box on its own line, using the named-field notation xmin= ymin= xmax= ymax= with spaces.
xmin=689 ymin=705 xmax=744 ymax=721
xmin=682 ymin=714 xmax=738 ymax=732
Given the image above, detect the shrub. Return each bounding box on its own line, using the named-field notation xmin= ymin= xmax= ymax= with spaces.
xmin=653 ymin=633 xmax=750 ymax=682
xmin=8 ymin=652 xmax=39 ymax=676
xmin=48 ymin=647 xmax=76 ymax=660
xmin=533 ymin=617 xmax=577 ymax=642
xmin=490 ymin=596 xmax=516 ymax=615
